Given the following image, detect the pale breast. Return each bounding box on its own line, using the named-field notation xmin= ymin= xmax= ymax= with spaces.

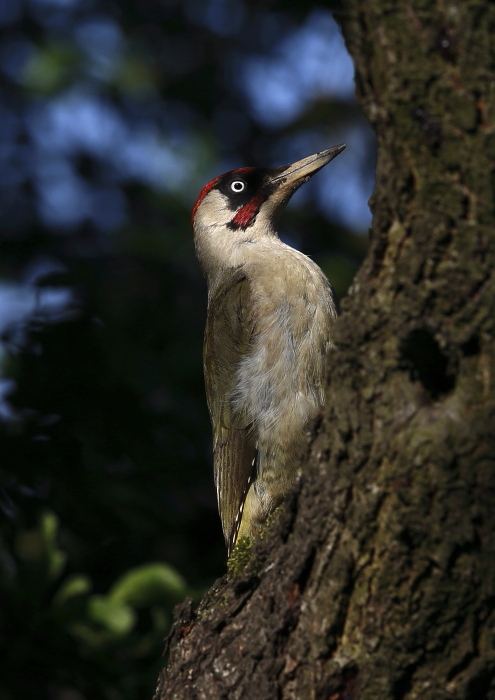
xmin=233 ymin=244 xmax=337 ymax=433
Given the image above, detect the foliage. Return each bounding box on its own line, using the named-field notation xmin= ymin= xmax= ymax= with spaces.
xmin=2 ymin=510 xmax=189 ymax=699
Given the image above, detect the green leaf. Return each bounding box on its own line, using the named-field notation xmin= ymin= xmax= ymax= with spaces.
xmin=87 ymin=595 xmax=136 ymax=636
xmin=15 ymin=510 xmax=66 ymax=580
xmin=54 ymin=574 xmax=93 ymax=605
xmin=40 ymin=511 xmax=67 ymax=579
xmin=108 ymin=562 xmax=187 ymax=608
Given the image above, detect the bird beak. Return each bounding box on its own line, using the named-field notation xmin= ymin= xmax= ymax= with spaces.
xmin=269 ymin=144 xmax=346 ymax=192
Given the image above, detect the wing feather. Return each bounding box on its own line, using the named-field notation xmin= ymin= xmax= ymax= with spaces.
xmin=204 ymin=271 xmax=256 ymax=552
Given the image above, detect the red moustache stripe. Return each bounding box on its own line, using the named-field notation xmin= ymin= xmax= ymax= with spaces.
xmin=231 ymin=191 xmax=265 ymax=229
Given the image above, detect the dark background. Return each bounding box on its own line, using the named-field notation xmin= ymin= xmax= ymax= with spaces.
xmin=0 ymin=1 xmax=374 ymax=698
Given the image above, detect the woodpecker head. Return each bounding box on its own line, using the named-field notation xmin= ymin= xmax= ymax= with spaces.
xmin=192 ymin=144 xmax=346 ymax=284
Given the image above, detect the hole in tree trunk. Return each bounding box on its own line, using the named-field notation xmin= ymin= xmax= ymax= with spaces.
xmin=400 ymin=328 xmax=455 ymax=399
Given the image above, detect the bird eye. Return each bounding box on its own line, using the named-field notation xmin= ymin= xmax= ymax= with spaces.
xmin=230 ymin=180 xmax=246 ymax=193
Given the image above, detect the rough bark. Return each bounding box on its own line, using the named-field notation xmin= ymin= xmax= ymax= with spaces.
xmin=154 ymin=1 xmax=495 ymax=698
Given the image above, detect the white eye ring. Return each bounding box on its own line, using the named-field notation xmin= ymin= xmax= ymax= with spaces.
xmin=230 ymin=180 xmax=245 ymax=193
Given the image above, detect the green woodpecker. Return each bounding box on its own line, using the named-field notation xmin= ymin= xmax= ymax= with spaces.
xmin=192 ymin=145 xmax=345 ymax=556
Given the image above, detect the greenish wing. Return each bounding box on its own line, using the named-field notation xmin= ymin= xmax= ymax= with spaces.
xmin=204 ymin=271 xmax=256 ymax=553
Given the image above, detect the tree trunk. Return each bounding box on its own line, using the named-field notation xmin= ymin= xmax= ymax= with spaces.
xmin=154 ymin=1 xmax=495 ymax=698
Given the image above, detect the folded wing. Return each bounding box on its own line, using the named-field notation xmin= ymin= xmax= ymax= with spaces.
xmin=204 ymin=271 xmax=257 ymax=554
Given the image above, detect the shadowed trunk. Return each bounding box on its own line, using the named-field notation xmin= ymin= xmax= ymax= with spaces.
xmin=154 ymin=1 xmax=495 ymax=697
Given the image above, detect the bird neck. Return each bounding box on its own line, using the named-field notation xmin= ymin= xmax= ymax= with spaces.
xmin=193 ymin=216 xmax=281 ymax=292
